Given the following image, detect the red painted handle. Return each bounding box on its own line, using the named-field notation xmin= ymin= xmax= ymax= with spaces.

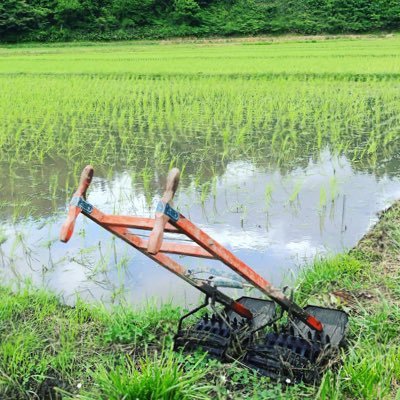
xmin=76 ymin=164 xmax=94 ymax=200
xmin=60 ymin=165 xmax=94 ymax=243
xmin=147 ymin=168 xmax=180 ymax=254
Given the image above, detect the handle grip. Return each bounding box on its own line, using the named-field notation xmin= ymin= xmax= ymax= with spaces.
xmin=147 ymin=168 xmax=180 ymax=254
xmin=161 ymin=168 xmax=180 ymax=203
xmin=76 ymin=165 xmax=94 ymax=200
xmin=60 ymin=165 xmax=94 ymax=243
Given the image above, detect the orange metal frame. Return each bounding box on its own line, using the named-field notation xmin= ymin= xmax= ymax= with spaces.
xmin=60 ymin=165 xmax=323 ymax=332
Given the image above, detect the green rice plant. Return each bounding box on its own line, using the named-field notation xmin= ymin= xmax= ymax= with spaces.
xmin=0 ymin=227 xmax=7 ymax=246
xmin=329 ymin=176 xmax=339 ymax=202
xmin=289 ymin=181 xmax=302 ymax=205
xmin=264 ymin=182 xmax=273 ymax=211
xmin=319 ymin=187 xmax=327 ymax=211
xmin=199 ymin=181 xmax=211 ymax=205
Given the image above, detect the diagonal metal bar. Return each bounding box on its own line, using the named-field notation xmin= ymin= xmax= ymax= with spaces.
xmin=169 ymin=213 xmax=323 ymax=332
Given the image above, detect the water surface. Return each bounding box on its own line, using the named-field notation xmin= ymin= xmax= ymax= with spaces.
xmin=1 ymin=150 xmax=399 ymax=307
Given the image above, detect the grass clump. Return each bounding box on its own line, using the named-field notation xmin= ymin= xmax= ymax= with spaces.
xmin=103 ymin=302 xmax=181 ymax=345
xmin=295 ymin=253 xmax=369 ymax=303
xmin=0 ymin=287 xmax=182 ymax=398
xmin=78 ymin=351 xmax=211 ymax=400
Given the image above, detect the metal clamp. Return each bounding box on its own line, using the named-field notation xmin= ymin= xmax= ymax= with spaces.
xmin=155 ymin=201 xmax=179 ymax=222
xmin=70 ymin=196 xmax=94 ymax=215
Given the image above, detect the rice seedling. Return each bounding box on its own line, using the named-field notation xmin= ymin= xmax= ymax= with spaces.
xmin=319 ymin=186 xmax=328 ymax=211
xmin=289 ymin=181 xmax=302 ymax=206
xmin=329 ymin=176 xmax=339 ymax=203
xmin=264 ymin=182 xmax=273 ymax=211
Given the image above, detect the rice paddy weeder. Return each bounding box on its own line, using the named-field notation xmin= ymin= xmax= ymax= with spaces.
xmin=60 ymin=165 xmax=348 ymax=384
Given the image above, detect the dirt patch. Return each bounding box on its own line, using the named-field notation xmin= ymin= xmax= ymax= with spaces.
xmin=357 ymin=201 xmax=400 ymax=258
xmin=35 ymin=375 xmax=74 ymax=400
xmin=354 ymin=200 xmax=400 ymax=306
xmin=157 ymin=33 xmax=392 ymax=46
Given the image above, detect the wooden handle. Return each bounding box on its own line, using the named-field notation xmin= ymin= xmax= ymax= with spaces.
xmin=161 ymin=168 xmax=180 ymax=203
xmin=76 ymin=165 xmax=94 ymax=199
xmin=147 ymin=168 xmax=180 ymax=254
xmin=60 ymin=165 xmax=94 ymax=243
xmin=59 ymin=206 xmax=81 ymax=243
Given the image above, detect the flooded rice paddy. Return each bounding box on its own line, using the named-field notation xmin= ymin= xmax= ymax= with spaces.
xmin=0 ymin=37 xmax=399 ymax=307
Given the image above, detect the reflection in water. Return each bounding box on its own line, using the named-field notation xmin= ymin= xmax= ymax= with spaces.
xmin=1 ymin=150 xmax=400 ymax=307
